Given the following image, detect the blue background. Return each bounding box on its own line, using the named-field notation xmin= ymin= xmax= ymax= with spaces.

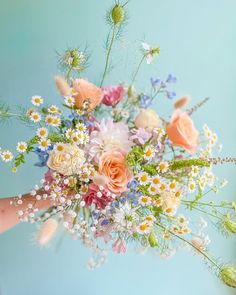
xmin=0 ymin=0 xmax=236 ymax=294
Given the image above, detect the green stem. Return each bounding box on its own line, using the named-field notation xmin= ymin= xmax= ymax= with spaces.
xmin=131 ymin=55 xmax=145 ymax=85
xmin=100 ymin=25 xmax=116 ymax=87
xmin=156 ymin=222 xmax=220 ymax=270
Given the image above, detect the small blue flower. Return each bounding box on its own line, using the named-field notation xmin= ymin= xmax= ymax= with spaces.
xmin=151 ymin=77 xmax=160 ymax=87
xmin=166 ymin=91 xmax=176 ymax=99
xmin=140 ymin=95 xmax=152 ymax=108
xmin=120 ymin=197 xmax=126 ymax=204
xmin=127 ymin=179 xmax=138 ymax=190
xmin=101 ymin=219 xmax=109 ymax=226
xmin=34 ymin=148 xmax=49 ymax=167
xmin=166 ymin=74 xmax=177 ymax=84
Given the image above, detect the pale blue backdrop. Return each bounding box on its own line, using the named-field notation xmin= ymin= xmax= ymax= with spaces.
xmin=0 ymin=0 xmax=235 ymax=294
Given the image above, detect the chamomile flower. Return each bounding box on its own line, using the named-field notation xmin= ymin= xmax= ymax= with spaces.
xmin=16 ymin=142 xmax=27 ymax=153
xmin=30 ymin=111 xmax=41 ymax=123
xmin=76 ymin=122 xmax=86 ymax=132
xmin=65 ymin=128 xmax=73 ymax=139
xmin=83 ymin=133 xmax=89 ymax=144
xmin=80 ymin=184 xmax=88 ymax=195
xmin=153 ymin=127 xmax=165 ymax=138
xmin=52 ymin=116 xmax=61 ymax=127
xmin=143 ymin=145 xmax=155 ymax=160
xmin=1 ymin=150 xmax=13 ymax=162
xmin=48 ymin=105 xmax=59 ymax=114
xmin=76 ymin=109 xmax=84 ymax=116
xmin=163 ymin=206 xmax=176 ymax=216
xmin=137 ymin=222 xmax=151 ymax=235
xmin=64 ymin=96 xmax=75 ymax=107
xmin=138 ymin=172 xmax=150 ymax=185
xmin=177 ymin=215 xmax=188 ymax=226
xmin=151 ymin=176 xmax=161 ymax=186
xmin=188 ymin=180 xmax=196 ymax=193
xmin=190 ymin=166 xmax=199 ymax=177
xmin=148 ymin=185 xmax=159 ymax=195
xmin=153 ymin=198 xmax=163 ymax=207
xmin=31 ymin=95 xmax=43 ymax=106
xmin=39 ymin=139 xmax=51 ymax=151
xmin=158 ymin=161 xmax=169 ymax=173
xmin=169 ymin=181 xmax=177 ymax=191
xmin=145 ymin=215 xmax=156 ymax=224
xmin=80 ymin=170 xmax=90 ymax=183
xmin=138 ymin=195 xmax=152 ymax=206
xmin=54 ymin=143 xmax=65 ymax=153
xmin=37 ymin=127 xmax=48 ymax=138
xmin=45 ymin=114 xmax=55 ymax=125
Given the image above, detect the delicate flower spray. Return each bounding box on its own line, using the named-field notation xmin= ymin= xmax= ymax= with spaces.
xmin=0 ymin=1 xmax=236 ymax=288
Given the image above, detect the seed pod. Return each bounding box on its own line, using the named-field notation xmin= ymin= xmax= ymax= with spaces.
xmin=220 ymin=265 xmax=236 ymax=288
xmin=223 ymin=215 xmax=236 ymax=234
xmin=111 ymin=4 xmax=125 ymax=25
xmin=148 ymin=231 xmax=158 ymax=248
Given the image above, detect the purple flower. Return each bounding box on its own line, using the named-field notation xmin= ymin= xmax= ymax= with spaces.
xmin=130 ymin=128 xmax=152 ymax=145
xmin=150 ymin=77 xmax=160 ymax=87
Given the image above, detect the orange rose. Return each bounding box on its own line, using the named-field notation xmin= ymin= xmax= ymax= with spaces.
xmin=98 ymin=150 xmax=132 ymax=194
xmin=166 ymin=110 xmax=199 ymax=154
xmin=73 ymin=79 xmax=103 ymax=109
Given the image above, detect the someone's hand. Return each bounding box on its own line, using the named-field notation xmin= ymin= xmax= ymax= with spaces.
xmin=0 ymin=190 xmax=51 ymax=234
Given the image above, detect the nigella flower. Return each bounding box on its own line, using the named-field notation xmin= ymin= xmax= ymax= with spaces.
xmin=142 ymin=42 xmax=160 ymax=64
xmin=140 ymin=94 xmax=152 ymax=108
xmin=127 ymin=179 xmax=138 ymax=190
xmin=166 ymin=91 xmax=177 ymax=99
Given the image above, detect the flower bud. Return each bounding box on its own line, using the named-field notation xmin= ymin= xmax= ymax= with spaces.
xmin=55 ymin=76 xmax=71 ymax=96
xmin=220 ymin=265 xmax=236 ymax=288
xmin=148 ymin=231 xmax=158 ymax=248
xmin=223 ymin=215 xmax=236 ymax=234
xmin=111 ymin=4 xmax=125 ymax=25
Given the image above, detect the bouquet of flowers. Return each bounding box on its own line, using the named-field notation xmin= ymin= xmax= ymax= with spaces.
xmin=0 ymin=1 xmax=236 ymax=288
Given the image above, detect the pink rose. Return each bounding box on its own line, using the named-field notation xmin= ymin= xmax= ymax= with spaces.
xmin=83 ymin=183 xmax=112 ymax=210
xmin=99 ymin=150 xmax=132 ymax=194
xmin=73 ymin=79 xmax=103 ymax=109
xmin=167 ymin=110 xmax=199 ymax=154
xmin=101 ymin=85 xmax=125 ymax=107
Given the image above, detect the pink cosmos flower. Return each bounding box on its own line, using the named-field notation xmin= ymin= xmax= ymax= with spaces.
xmin=102 ymin=85 xmax=125 ymax=107
xmin=112 ymin=239 xmax=127 ymax=254
xmin=89 ymin=119 xmax=133 ymax=163
xmin=82 ymin=183 xmax=112 ymax=210
xmin=94 ymin=224 xmax=113 ymax=243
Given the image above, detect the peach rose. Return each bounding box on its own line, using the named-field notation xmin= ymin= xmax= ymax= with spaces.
xmin=98 ymin=150 xmax=132 ymax=194
xmin=47 ymin=144 xmax=85 ymax=176
xmin=134 ymin=108 xmax=161 ymax=131
xmin=166 ymin=110 xmax=199 ymax=154
xmin=73 ymin=79 xmax=103 ymax=109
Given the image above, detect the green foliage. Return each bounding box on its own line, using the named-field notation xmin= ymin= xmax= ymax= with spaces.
xmin=170 ymin=158 xmax=210 ymax=171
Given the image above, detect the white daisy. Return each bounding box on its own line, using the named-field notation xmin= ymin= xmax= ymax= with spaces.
xmin=31 ymin=95 xmax=43 ymax=106
xmin=16 ymin=142 xmax=27 ymax=153
xmin=39 ymin=139 xmax=51 ymax=151
xmin=138 ymin=172 xmax=150 ymax=185
xmin=54 ymin=143 xmax=65 ymax=153
xmin=1 ymin=150 xmax=13 ymax=162
xmin=143 ymin=145 xmax=155 ymax=160
xmin=65 ymin=128 xmax=73 ymax=139
xmin=64 ymin=96 xmax=75 ymax=107
xmin=137 ymin=222 xmax=151 ymax=235
xmin=158 ymin=161 xmax=169 ymax=173
xmin=36 ymin=127 xmax=48 ymax=138
xmin=145 ymin=215 xmax=156 ymax=224
xmin=30 ymin=111 xmax=41 ymax=123
xmin=48 ymin=105 xmax=59 ymax=114
xmin=138 ymin=195 xmax=152 ymax=206
xmin=188 ymin=180 xmax=196 ymax=193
